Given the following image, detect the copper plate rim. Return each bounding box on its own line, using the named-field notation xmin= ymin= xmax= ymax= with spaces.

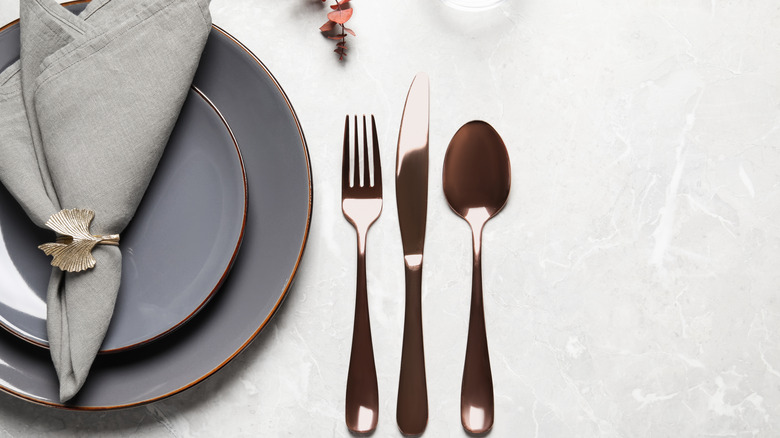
xmin=0 ymin=6 xmax=313 ymax=410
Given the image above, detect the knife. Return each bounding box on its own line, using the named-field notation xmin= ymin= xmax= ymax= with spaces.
xmin=395 ymin=72 xmax=430 ymax=435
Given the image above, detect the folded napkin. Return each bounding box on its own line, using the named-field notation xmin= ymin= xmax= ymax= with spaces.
xmin=0 ymin=0 xmax=211 ymax=401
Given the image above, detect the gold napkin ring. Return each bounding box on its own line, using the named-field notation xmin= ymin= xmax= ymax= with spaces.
xmin=38 ymin=209 xmax=120 ymax=273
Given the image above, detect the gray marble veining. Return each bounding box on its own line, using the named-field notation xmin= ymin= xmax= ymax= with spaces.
xmin=0 ymin=0 xmax=778 ymax=436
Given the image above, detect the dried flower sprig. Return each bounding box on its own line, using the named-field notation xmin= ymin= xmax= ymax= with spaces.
xmin=320 ymin=0 xmax=355 ymax=60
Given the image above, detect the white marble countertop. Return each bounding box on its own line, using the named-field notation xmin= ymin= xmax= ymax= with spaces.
xmin=1 ymin=0 xmax=779 ymax=436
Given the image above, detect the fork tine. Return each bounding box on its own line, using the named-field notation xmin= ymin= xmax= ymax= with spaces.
xmin=363 ymin=115 xmax=371 ymax=187
xmin=353 ymin=115 xmax=360 ymax=187
xmin=342 ymin=115 xmax=350 ymax=189
xmin=371 ymin=115 xmax=381 ymax=189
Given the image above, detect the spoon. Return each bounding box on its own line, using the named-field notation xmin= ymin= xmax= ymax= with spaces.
xmin=442 ymin=120 xmax=511 ymax=434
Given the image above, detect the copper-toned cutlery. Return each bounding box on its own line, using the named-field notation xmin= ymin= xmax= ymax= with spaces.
xmin=395 ymin=73 xmax=430 ymax=435
xmin=442 ymin=121 xmax=511 ymax=434
xmin=342 ymin=115 xmax=382 ymax=434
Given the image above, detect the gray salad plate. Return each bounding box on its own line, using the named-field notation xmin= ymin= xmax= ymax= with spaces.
xmin=0 ymin=2 xmax=311 ymax=409
xmin=0 ymin=86 xmax=247 ymax=354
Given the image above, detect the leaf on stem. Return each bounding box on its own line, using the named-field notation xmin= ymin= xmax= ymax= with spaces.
xmin=320 ymin=20 xmax=336 ymax=32
xmin=330 ymin=0 xmax=350 ymax=8
xmin=327 ymin=8 xmax=353 ymax=24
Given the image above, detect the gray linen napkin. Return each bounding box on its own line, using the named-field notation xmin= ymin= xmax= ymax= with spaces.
xmin=0 ymin=0 xmax=211 ymax=402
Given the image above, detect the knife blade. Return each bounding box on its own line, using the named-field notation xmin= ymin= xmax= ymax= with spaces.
xmin=395 ymin=72 xmax=429 ymax=436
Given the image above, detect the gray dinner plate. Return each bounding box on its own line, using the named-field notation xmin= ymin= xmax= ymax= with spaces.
xmin=0 ymin=3 xmax=311 ymax=409
xmin=0 ymin=86 xmax=247 ymax=353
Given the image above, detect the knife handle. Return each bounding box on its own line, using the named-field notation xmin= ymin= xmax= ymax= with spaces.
xmin=397 ymin=260 xmax=428 ymax=435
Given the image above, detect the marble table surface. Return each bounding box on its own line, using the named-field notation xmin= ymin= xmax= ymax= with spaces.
xmin=1 ymin=0 xmax=779 ymax=436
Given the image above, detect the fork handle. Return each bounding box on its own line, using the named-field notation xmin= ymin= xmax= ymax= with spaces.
xmin=345 ymin=230 xmax=379 ymax=433
xmin=397 ymin=260 xmax=428 ymax=435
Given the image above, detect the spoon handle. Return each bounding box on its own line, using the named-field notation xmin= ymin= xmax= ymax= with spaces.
xmin=461 ymin=224 xmax=494 ymax=434
xmin=397 ymin=260 xmax=428 ymax=435
xmin=345 ymin=232 xmax=379 ymax=433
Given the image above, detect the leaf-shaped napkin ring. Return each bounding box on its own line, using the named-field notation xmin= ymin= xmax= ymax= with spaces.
xmin=38 ymin=209 xmax=120 ymax=273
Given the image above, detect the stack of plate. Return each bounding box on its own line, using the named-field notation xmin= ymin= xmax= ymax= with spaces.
xmin=0 ymin=1 xmax=312 ymax=409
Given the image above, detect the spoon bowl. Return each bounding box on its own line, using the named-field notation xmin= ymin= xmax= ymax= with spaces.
xmin=443 ymin=121 xmax=510 ymax=221
xmin=442 ymin=120 xmax=510 ymax=434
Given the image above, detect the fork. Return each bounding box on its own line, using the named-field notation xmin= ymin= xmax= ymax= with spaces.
xmin=342 ymin=115 xmax=382 ymax=434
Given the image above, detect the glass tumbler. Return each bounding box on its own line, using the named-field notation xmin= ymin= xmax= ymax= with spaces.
xmin=440 ymin=0 xmax=505 ymax=11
